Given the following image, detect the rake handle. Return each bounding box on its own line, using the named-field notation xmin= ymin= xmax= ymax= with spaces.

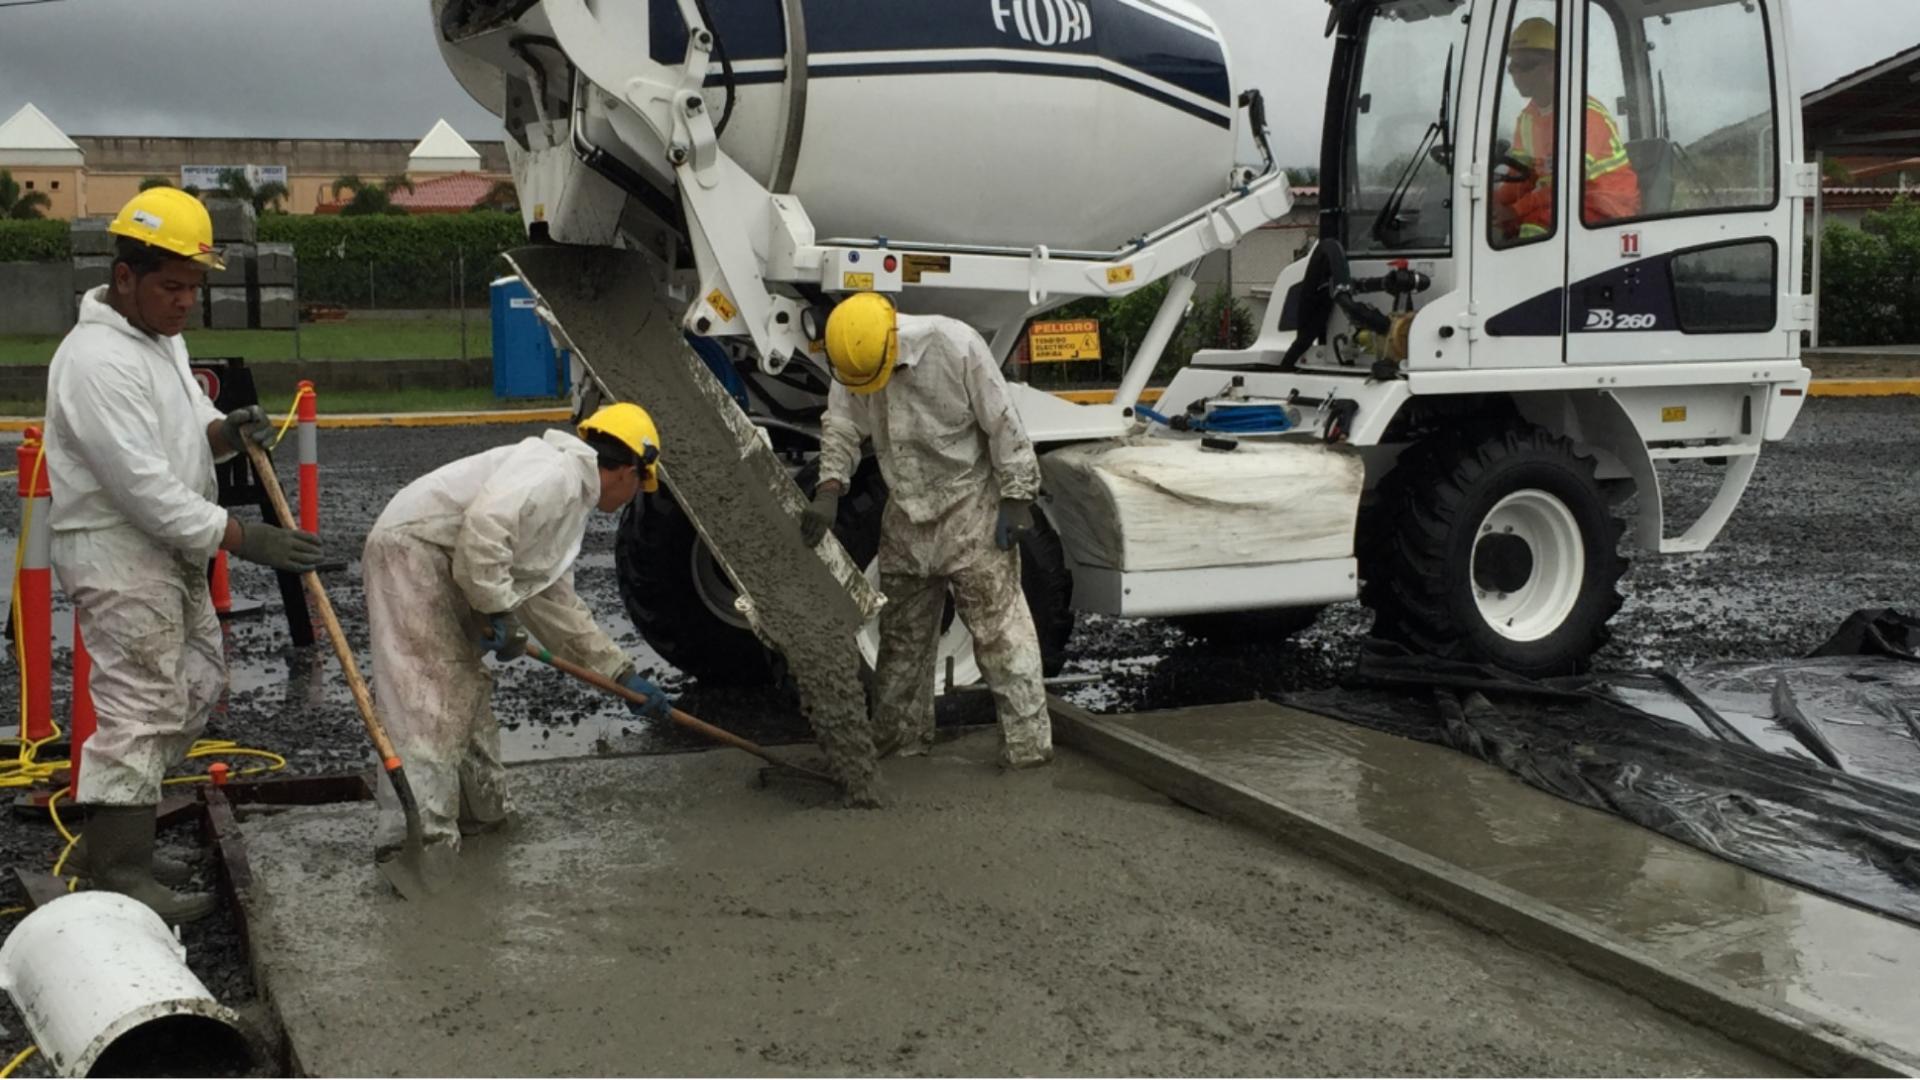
xmin=530 ymin=648 xmax=836 ymax=783
xmin=243 ymin=443 xmax=403 ymax=772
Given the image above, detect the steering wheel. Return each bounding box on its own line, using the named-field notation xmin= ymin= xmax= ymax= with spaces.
xmin=1490 ymin=140 xmax=1536 ymax=186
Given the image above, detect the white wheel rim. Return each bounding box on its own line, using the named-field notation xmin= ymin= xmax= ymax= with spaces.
xmin=857 ymin=560 xmax=982 ymax=694
xmin=1470 ymin=489 xmax=1585 ymax=643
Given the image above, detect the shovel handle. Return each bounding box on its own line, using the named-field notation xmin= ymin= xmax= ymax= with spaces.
xmin=529 ymin=648 xmax=835 ymax=782
xmin=242 ymin=442 xmax=403 ymax=770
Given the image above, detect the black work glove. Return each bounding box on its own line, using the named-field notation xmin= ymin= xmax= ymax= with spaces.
xmin=221 ymin=405 xmax=275 ymax=452
xmin=228 ymin=520 xmax=324 ymax=573
xmin=994 ymin=498 xmax=1034 ymax=551
xmin=478 ymin=611 xmax=528 ymax=661
xmin=800 ymin=486 xmax=841 ymax=547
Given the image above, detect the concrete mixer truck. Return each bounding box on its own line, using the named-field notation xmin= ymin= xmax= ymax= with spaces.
xmin=432 ymin=0 xmax=1812 ymax=683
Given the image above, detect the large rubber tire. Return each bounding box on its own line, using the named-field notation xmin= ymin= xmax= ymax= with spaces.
xmin=1360 ymin=426 xmax=1628 ymax=678
xmin=615 ymin=465 xmax=1075 ymax=684
xmin=1017 ymin=509 xmax=1076 ymax=677
xmin=1174 ymin=606 xmax=1323 ymax=645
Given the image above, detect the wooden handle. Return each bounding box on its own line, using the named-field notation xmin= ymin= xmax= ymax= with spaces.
xmin=532 ymin=648 xmax=834 ymax=782
xmin=243 ymin=443 xmax=402 ymax=769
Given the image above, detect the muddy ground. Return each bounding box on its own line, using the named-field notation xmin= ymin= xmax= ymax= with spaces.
xmin=0 ymin=394 xmax=1912 ymax=1071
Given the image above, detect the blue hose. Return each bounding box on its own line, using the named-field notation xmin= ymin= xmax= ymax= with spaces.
xmin=1136 ymin=403 xmax=1294 ymax=435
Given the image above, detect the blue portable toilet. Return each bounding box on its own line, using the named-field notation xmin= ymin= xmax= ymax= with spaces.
xmin=491 ymin=276 xmax=569 ymax=398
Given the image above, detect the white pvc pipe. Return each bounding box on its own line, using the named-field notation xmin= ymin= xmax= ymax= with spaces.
xmin=0 ymin=893 xmax=248 ymax=1077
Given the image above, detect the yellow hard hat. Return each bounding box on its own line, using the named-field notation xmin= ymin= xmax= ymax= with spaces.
xmin=1509 ymin=17 xmax=1557 ymax=54
xmin=106 ymin=188 xmax=226 ymax=270
xmin=579 ymin=402 xmax=662 ymax=493
xmin=823 ymin=292 xmax=899 ymax=396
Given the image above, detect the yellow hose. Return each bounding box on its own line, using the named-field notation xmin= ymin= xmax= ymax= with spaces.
xmin=0 ymin=1045 xmax=33 ymax=1079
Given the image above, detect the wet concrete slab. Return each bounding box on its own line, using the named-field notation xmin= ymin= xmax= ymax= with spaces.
xmin=239 ymin=732 xmax=1783 ymax=1077
xmin=1110 ymin=701 xmax=1920 ymax=1070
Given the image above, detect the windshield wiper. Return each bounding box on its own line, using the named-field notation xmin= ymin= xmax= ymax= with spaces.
xmin=1369 ymin=45 xmax=1454 ymax=248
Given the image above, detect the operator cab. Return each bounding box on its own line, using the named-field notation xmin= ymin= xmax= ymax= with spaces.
xmin=1297 ymin=0 xmax=1800 ymax=375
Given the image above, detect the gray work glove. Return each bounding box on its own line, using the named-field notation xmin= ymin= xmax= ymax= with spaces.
xmin=617 ymin=666 xmax=672 ymax=720
xmin=799 ymin=486 xmax=841 ymax=547
xmin=478 ymin=611 xmax=528 ymax=661
xmin=229 ymin=520 xmax=324 ymax=573
xmin=220 ymin=405 xmax=275 ymax=452
xmin=994 ymin=498 xmax=1034 ymax=551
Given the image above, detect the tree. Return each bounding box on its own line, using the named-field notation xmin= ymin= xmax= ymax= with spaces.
xmin=212 ymin=167 xmax=290 ymax=215
xmin=138 ymin=175 xmax=175 ymax=191
xmin=331 ymin=174 xmax=416 ymax=217
xmin=0 ymin=170 xmax=52 ymax=220
xmin=474 ymin=179 xmax=520 ymax=213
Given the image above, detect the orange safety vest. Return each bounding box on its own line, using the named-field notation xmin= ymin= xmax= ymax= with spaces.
xmin=1497 ymin=97 xmax=1641 ymax=239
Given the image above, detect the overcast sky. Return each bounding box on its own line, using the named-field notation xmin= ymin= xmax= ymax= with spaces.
xmin=2 ymin=0 xmax=1917 ymax=166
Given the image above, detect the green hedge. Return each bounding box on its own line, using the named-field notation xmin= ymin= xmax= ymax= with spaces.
xmin=258 ymin=212 xmax=525 ymax=308
xmin=0 ymin=220 xmax=70 ymax=262
xmin=1817 ymin=197 xmax=1920 ymax=347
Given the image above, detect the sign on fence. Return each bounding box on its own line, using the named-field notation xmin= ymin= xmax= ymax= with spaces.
xmin=1028 ymin=319 xmax=1102 ymax=363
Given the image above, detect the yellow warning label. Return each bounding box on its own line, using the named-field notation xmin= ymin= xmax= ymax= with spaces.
xmin=1107 ymin=265 xmax=1136 ymax=285
xmin=843 ymin=271 xmax=875 ymax=290
xmin=1029 ymin=319 xmax=1102 ymax=363
xmin=706 ymin=289 xmax=737 ymax=323
xmin=902 ymin=254 xmax=951 ymax=284
xmin=532 ymin=202 xmax=547 ymax=222
xmin=1661 ymin=406 xmax=1688 ymax=423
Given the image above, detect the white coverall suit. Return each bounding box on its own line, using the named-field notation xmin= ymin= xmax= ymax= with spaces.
xmin=818 ymin=314 xmax=1053 ymax=765
xmin=365 ymin=430 xmax=632 ymax=852
xmin=44 ymin=288 xmax=233 ymax=806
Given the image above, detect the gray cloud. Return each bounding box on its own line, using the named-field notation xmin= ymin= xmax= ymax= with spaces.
xmin=2 ymin=0 xmax=1917 ymax=166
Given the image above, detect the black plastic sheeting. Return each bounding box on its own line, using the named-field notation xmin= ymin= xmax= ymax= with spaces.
xmin=1286 ymin=610 xmax=1920 ymax=927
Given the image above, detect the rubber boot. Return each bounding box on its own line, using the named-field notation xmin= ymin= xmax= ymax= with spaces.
xmin=64 ymin=808 xmax=193 ymax=886
xmin=84 ymin=805 xmax=216 ymax=924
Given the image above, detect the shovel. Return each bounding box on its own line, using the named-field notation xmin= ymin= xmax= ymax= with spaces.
xmin=242 ymin=442 xmax=451 ymax=899
xmin=522 ymin=647 xmax=838 ymax=785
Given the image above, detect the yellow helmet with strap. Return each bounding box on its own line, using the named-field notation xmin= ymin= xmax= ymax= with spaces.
xmin=106 ymin=188 xmax=226 ymax=270
xmin=823 ymin=292 xmax=899 ymax=396
xmin=579 ymin=402 xmax=662 ymax=493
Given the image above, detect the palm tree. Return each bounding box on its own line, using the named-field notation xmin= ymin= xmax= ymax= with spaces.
xmin=212 ymin=167 xmax=290 ymax=215
xmin=0 ymin=170 xmax=53 ymax=220
xmin=331 ymin=174 xmax=416 ymax=217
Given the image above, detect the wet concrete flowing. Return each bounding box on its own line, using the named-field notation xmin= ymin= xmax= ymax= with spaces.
xmin=506 ymin=246 xmax=884 ymax=803
xmin=240 ymin=732 xmax=1786 ymax=1077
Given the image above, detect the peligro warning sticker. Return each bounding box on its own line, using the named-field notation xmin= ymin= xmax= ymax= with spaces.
xmin=1107 ymin=264 xmax=1135 ymax=285
xmin=843 ymin=271 xmax=875 ymax=290
xmin=707 ymin=289 xmax=738 ymax=323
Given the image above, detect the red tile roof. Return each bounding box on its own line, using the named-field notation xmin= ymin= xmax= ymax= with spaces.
xmin=315 ymin=171 xmax=510 ymax=215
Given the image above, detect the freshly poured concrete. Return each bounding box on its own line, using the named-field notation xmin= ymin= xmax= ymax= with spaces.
xmin=1114 ymin=701 xmax=1920 ymax=1068
xmin=240 ymin=733 xmax=1783 ymax=1077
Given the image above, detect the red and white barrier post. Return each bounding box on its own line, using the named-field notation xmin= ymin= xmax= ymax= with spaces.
xmin=297 ymin=380 xmax=319 ymax=534
xmin=14 ymin=428 xmax=54 ymax=743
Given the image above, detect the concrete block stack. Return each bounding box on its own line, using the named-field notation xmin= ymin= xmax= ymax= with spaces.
xmin=204 ymin=198 xmax=256 ymax=331
xmin=255 ymin=243 xmax=298 ymax=330
xmin=69 ymin=218 xmax=113 ymax=308
xmin=63 ymin=200 xmax=297 ymax=332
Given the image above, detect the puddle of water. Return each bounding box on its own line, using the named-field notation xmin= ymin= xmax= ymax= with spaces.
xmin=1119 ymin=701 xmax=1920 ymax=1063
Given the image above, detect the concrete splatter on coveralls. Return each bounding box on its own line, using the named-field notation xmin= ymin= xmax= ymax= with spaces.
xmin=365 ymin=430 xmax=632 ymax=852
xmin=818 ymin=314 xmax=1052 ymax=765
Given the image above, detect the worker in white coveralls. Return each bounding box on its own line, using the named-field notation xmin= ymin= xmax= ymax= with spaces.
xmin=363 ymin=403 xmax=673 ymax=872
xmin=44 ymin=188 xmax=325 ymax=924
xmin=800 ymin=293 xmax=1054 ymax=768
